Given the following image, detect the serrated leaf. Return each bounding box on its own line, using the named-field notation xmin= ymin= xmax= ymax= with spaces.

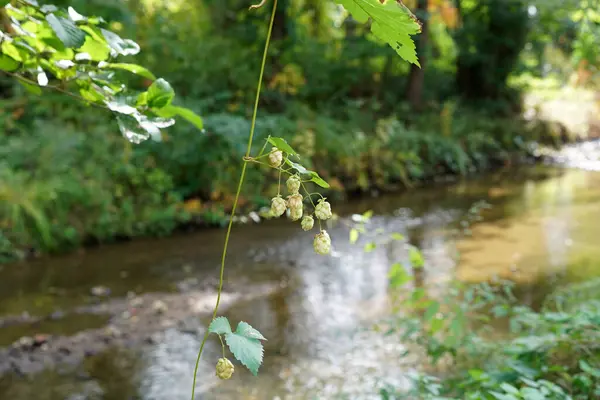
xmin=46 ymin=14 xmax=85 ymax=48
xmin=349 ymin=228 xmax=359 ymax=244
xmin=284 ymin=157 xmax=330 ymax=188
xmin=147 ymin=78 xmax=174 ymax=108
xmin=0 ymin=54 xmax=19 ymax=71
xmin=102 ymin=63 xmax=156 ymax=80
xmin=209 ymin=316 xmax=232 ymax=335
xmin=335 ymin=0 xmax=420 ymax=65
xmin=225 ymin=332 xmax=264 ymax=376
xmin=235 ymin=321 xmax=267 ymax=341
xmin=153 ymin=105 xmax=203 ymax=130
xmin=268 ymin=137 xmax=297 ymax=156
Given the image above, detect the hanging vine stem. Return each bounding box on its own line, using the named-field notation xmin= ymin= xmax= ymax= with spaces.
xmin=189 ymin=1 xmax=278 ymax=399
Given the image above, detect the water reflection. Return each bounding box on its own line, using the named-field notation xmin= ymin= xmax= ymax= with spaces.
xmin=1 ymin=166 xmax=600 ymax=399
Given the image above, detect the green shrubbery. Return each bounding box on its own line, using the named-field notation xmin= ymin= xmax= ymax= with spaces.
xmin=0 ymin=88 xmax=563 ymax=262
xmin=380 ymin=277 xmax=600 ymax=400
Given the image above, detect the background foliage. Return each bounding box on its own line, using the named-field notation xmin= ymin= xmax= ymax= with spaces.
xmin=1 ymin=0 xmax=599 ymax=261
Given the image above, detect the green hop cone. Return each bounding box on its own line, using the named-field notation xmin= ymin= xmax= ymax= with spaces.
xmin=216 ymin=357 xmax=234 ymax=380
xmin=290 ymin=206 xmax=303 ymax=221
xmin=315 ymin=199 xmax=332 ymax=220
xmin=268 ymin=147 xmax=283 ymax=168
xmin=301 ymin=215 xmax=314 ymax=231
xmin=286 ymin=175 xmax=301 ymax=195
xmin=271 ymin=195 xmax=287 ymax=217
xmin=313 ymin=230 xmax=331 ymax=255
xmin=287 ymin=193 xmax=303 ymax=210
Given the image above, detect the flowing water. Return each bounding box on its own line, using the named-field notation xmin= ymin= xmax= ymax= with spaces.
xmin=1 ymin=146 xmax=600 ymax=399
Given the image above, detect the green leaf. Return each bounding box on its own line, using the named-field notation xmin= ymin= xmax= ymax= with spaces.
xmin=500 ymin=383 xmax=519 ymax=395
xmin=490 ymin=392 xmax=519 ymax=400
xmin=16 ymin=77 xmax=41 ymax=95
xmin=209 ymin=316 xmax=232 ymax=335
xmin=284 ymin=159 xmax=330 ymax=188
xmin=409 ymin=246 xmax=424 ymax=268
xmin=1 ymin=41 xmax=24 ymax=62
xmin=364 ymin=242 xmax=376 ymax=252
xmin=335 ymin=0 xmax=421 ymax=65
xmin=46 ymin=14 xmax=85 ymax=48
xmin=147 ymin=78 xmax=175 ymax=108
xmin=309 ymin=172 xmax=330 ymax=189
xmin=235 ymin=321 xmax=267 ymax=341
xmin=520 ymin=388 xmax=544 ymax=400
xmin=225 ymin=332 xmax=264 ymax=376
xmin=423 ymin=301 xmax=440 ymax=322
xmin=349 ymin=228 xmax=359 ymax=244
xmin=391 ymin=232 xmax=404 ymax=241
xmin=430 ymin=317 xmax=444 ymax=334
xmin=0 ymin=54 xmax=19 ymax=71
xmin=152 ymin=105 xmax=203 ymax=130
xmin=101 ymin=28 xmax=140 ymax=56
xmin=102 ymin=63 xmax=156 ymax=80
xmin=388 ymin=263 xmax=412 ymax=288
xmin=580 ymin=360 xmax=600 ymax=378
xmin=78 ymin=37 xmax=110 ymax=61
xmin=0 ymin=0 xmax=11 ymax=7
xmin=268 ymin=137 xmax=298 ymax=156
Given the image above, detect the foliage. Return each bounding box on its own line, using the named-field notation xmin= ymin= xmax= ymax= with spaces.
xmin=380 ymin=254 xmax=600 ymax=400
xmin=208 ymin=317 xmax=267 ymax=376
xmin=335 ymin=0 xmax=422 ymax=65
xmin=0 ymin=0 xmax=202 ymax=142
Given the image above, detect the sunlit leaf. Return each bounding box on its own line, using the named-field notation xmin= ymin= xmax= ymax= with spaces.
xmin=101 ymin=28 xmax=140 ymax=56
xmin=147 ymin=78 xmax=174 ymax=108
xmin=0 ymin=54 xmax=19 ymax=71
xmin=101 ymin=62 xmax=156 ymax=80
xmin=152 ymin=105 xmax=203 ymax=130
xmin=409 ymin=245 xmax=424 ymax=268
xmin=389 ymin=263 xmax=412 ymax=288
xmin=364 ymin=242 xmax=376 ymax=252
xmin=268 ymin=137 xmax=298 ymax=156
xmin=46 ymin=14 xmax=85 ymax=48
xmin=349 ymin=228 xmax=359 ymax=244
xmin=335 ymin=0 xmax=421 ymax=65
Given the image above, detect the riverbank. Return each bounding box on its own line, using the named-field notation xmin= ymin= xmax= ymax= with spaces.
xmin=2 ymin=162 xmax=599 ymax=398
xmin=0 ymin=104 xmax=577 ymax=264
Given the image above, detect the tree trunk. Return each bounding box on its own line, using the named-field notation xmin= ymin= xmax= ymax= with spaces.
xmin=406 ymin=0 xmax=429 ymax=111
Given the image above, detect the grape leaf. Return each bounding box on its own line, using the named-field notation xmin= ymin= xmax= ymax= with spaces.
xmin=335 ymin=0 xmax=421 ymax=65
xmin=209 ymin=316 xmax=232 ymax=335
xmin=225 ymin=332 xmax=264 ymax=376
xmin=235 ymin=321 xmax=267 ymax=341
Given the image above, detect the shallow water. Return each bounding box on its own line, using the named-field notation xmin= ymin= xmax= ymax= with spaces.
xmin=1 ymin=162 xmax=600 ymax=399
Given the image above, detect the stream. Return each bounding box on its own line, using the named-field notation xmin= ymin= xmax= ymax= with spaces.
xmin=1 ymin=142 xmax=600 ymax=399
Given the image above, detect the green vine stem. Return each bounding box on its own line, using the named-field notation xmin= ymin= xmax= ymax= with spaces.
xmin=189 ymin=1 xmax=278 ymax=399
